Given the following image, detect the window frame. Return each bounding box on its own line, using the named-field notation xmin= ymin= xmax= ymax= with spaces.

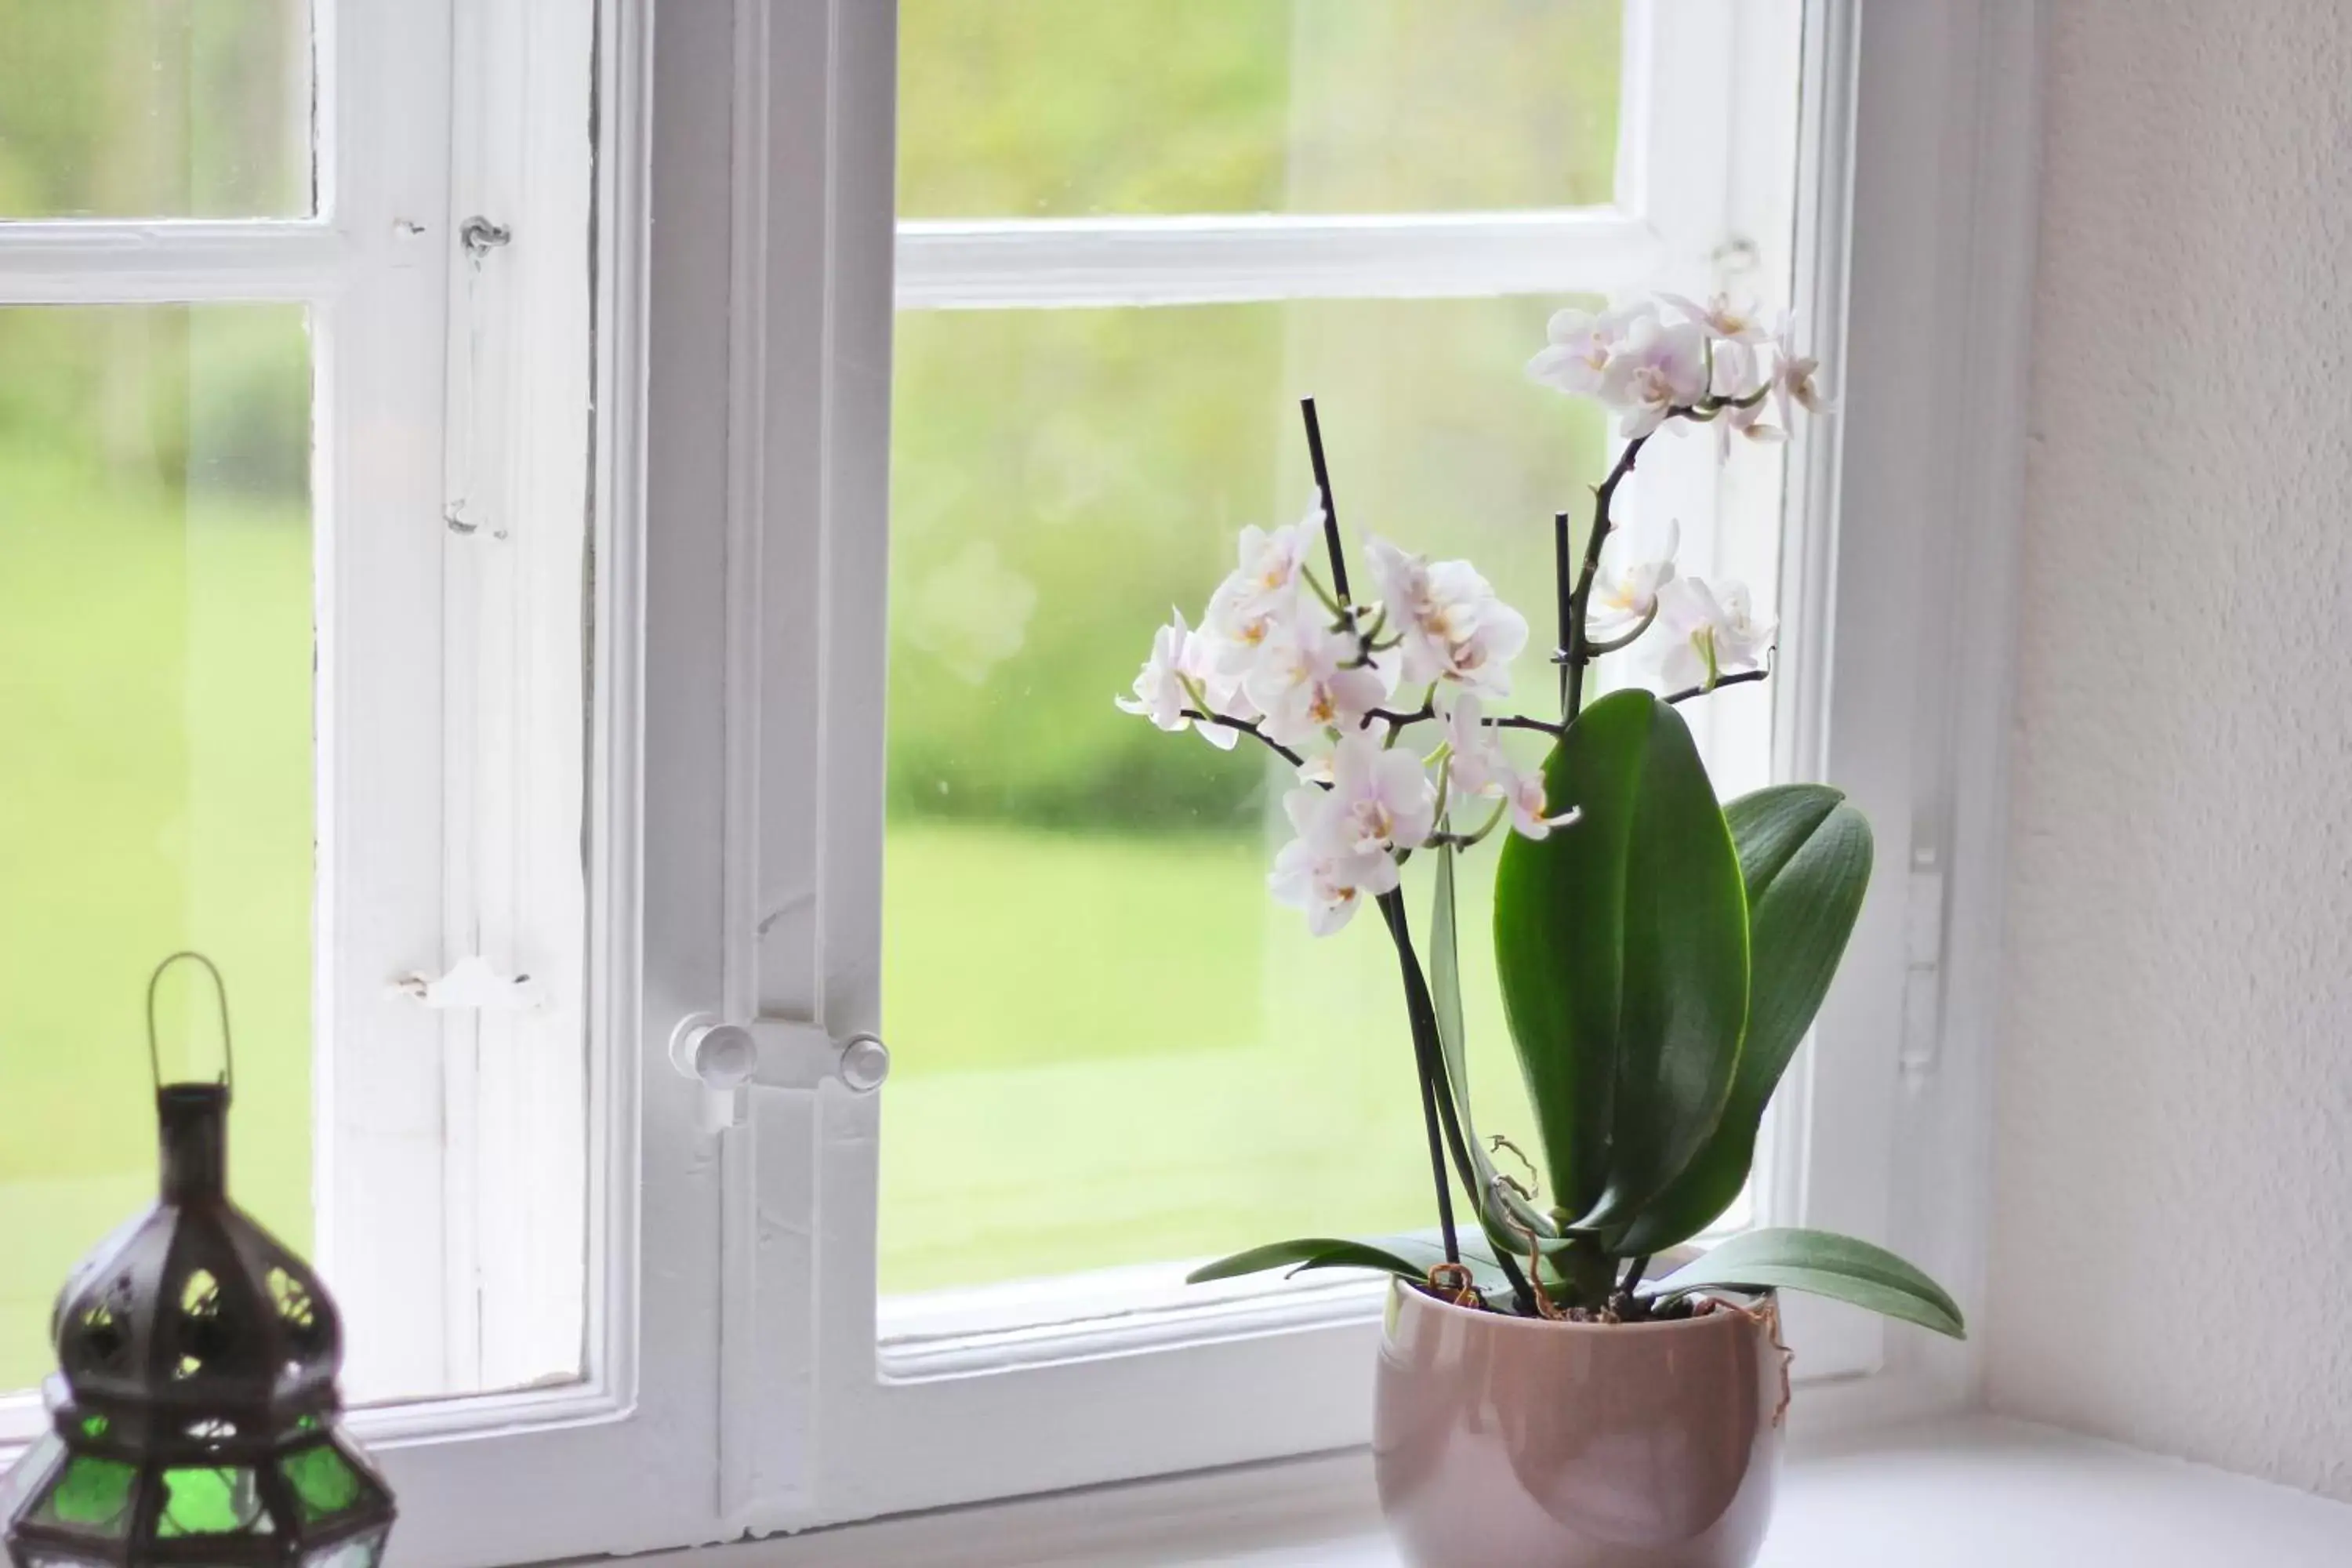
xmin=688 ymin=0 xmax=2024 ymax=1541
xmin=0 ymin=0 xmax=2045 ymax=1563
xmin=0 ymin=2 xmax=681 ymax=1562
xmin=0 ymin=0 xmax=602 ymax=1414
xmin=0 ymin=0 xmax=468 ymax=1406
xmin=863 ymin=0 xmax=1817 ymax=1360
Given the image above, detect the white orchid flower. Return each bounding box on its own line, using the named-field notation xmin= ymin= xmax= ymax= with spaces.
xmin=1697 ymin=338 xmax=1784 ymax=458
xmin=1501 ymin=762 xmax=1579 ymax=840
xmin=1587 ymin=518 xmax=1680 ymax=643
xmin=1114 ymin=608 xmax=1244 ymax=750
xmin=1662 ymin=291 xmax=1771 ymax=345
xmin=1439 ymin=693 xmax=1578 ymax=842
xmin=1439 ymin=691 xmax=1507 ymax=799
xmin=1770 ymin=346 xmax=1833 ymax=428
xmin=1708 ymin=335 xmax=1762 ymax=401
xmin=1268 ymin=772 xmax=1408 ymax=936
xmin=1526 ymin=300 xmax=1657 ymax=397
xmin=1314 ymin=730 xmax=1438 ymax=861
xmin=1242 ymin=614 xmax=1392 ymax=750
xmin=1268 ymin=833 xmax=1390 ymax=936
xmin=1364 ymin=537 xmax=1530 ymax=700
xmin=1596 ymin=314 xmax=1711 ymax=438
xmin=1717 ymin=394 xmax=1787 ymax=459
xmin=1200 ymin=503 xmax=1321 ymax=677
xmin=1656 ymin=577 xmax=1775 ymax=692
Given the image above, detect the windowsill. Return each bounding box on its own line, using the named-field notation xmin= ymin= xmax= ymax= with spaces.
xmin=651 ymin=1414 xmax=2352 ymax=1567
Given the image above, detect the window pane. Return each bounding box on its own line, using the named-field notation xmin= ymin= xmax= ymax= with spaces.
xmin=880 ymin=298 xmax=1613 ymax=1295
xmin=0 ymin=305 xmax=313 ymax=1391
xmin=0 ymin=1 xmax=313 ymax=219
xmin=898 ymin=0 xmax=1621 ymax=219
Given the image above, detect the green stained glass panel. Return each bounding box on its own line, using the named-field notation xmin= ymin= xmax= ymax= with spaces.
xmin=32 ymin=1454 xmax=136 ymax=1534
xmin=278 ymin=1443 xmax=362 ymax=1523
xmin=157 ymin=1465 xmax=268 ymax=1536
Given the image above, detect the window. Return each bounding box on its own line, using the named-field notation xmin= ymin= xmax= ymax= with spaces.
xmin=0 ymin=2 xmax=2038 ymax=1563
xmin=706 ymin=0 xmax=1887 ymax=1534
xmin=875 ymin=0 xmax=1795 ymax=1333
xmin=0 ymin=0 xmax=597 ymax=1419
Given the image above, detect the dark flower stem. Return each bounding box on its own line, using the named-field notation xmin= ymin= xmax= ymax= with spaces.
xmin=1563 ymin=433 xmax=1653 ymax=719
xmin=1379 ymin=888 xmax=1537 ymax=1312
xmin=1301 ymin=397 xmax=1468 ymax=1273
xmin=1177 ymin=707 xmax=1307 ymax=768
xmin=1301 ymin=399 xmax=1352 ymax=604
xmin=1662 ymin=667 xmax=1769 ymax=706
xmin=1554 ymin=510 xmax=1574 ymax=722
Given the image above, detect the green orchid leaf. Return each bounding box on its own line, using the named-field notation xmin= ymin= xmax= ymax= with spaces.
xmin=1187 ymin=1232 xmax=1516 ymax=1301
xmin=1618 ymin=786 xmax=1874 ymax=1254
xmin=1430 ymin=839 xmax=1559 ymax=1252
xmin=1493 ymin=690 xmax=1749 ymax=1229
xmin=1650 ymin=1226 xmax=1965 ymax=1340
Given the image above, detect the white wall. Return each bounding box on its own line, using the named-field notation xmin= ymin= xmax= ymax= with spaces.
xmin=1986 ymin=0 xmax=2352 ymax=1501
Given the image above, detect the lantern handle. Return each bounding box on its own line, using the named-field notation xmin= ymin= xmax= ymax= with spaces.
xmin=147 ymin=951 xmax=234 ymax=1093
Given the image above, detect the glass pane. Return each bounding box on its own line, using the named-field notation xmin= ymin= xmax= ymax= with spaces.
xmin=0 ymin=0 xmax=313 ymax=219
xmin=157 ymin=1467 xmax=270 ymax=1537
xmin=301 ymin=1528 xmax=386 ymax=1568
xmin=31 ymin=1454 xmax=138 ymax=1535
xmin=0 ymin=305 xmax=314 ymax=1392
xmin=880 ymin=298 xmax=1618 ymax=1295
xmin=898 ymin=0 xmax=1621 ymax=219
xmin=278 ymin=1443 xmax=365 ymax=1524
xmin=0 ymin=1435 xmax=64 ymax=1524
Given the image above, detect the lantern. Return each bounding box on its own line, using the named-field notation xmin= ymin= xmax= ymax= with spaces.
xmin=0 ymin=956 xmax=395 ymax=1568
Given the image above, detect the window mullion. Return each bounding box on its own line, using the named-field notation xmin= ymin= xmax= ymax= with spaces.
xmin=309 ymin=0 xmax=461 ymax=1403
xmin=435 ymin=0 xmax=600 ymax=1399
xmin=895 ymin=210 xmax=1668 ymax=310
xmin=0 ymin=223 xmax=355 ymax=303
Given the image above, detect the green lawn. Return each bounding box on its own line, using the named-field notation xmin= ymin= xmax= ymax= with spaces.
xmin=877 ymin=818 xmax=1541 ymax=1294
xmin=1 ymin=434 xmax=314 ymax=1393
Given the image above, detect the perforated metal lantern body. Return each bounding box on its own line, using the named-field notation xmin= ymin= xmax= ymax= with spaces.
xmin=0 ymin=1086 xmax=395 ymax=1568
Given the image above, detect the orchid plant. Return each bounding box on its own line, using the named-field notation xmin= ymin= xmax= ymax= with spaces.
xmin=1120 ymin=294 xmax=1963 ymax=1335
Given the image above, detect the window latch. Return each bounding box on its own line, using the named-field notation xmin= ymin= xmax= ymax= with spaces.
xmin=668 ymin=1014 xmax=889 ymax=1129
xmin=392 ymin=956 xmax=544 ymax=1012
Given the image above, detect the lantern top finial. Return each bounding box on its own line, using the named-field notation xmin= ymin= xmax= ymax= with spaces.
xmin=155 ymin=1083 xmax=229 ymax=1203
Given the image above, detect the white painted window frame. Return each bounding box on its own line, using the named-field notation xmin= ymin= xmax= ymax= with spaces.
xmin=0 ymin=0 xmax=601 ymax=1410
xmin=415 ymin=4 xmax=2038 ymax=1559
xmin=0 ymin=0 xmax=635 ymax=1557
xmin=680 ymin=0 xmax=2038 ymax=1543
xmin=0 ymin=0 xmax=464 ymax=1399
xmin=2 ymin=0 xmax=2042 ymax=1563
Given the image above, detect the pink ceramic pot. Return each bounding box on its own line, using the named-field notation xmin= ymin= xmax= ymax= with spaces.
xmin=1373 ymin=1280 xmax=1784 ymax=1568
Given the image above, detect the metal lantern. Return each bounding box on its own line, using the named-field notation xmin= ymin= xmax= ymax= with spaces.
xmin=0 ymin=956 xmax=395 ymax=1568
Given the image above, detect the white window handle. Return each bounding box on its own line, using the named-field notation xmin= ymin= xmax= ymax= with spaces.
xmin=668 ymin=1014 xmax=889 ymax=1095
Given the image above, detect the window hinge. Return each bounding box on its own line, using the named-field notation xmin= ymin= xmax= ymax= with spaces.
xmin=392 ymin=956 xmax=544 ymax=1012
xmin=1898 ymin=850 xmax=1945 ymax=1080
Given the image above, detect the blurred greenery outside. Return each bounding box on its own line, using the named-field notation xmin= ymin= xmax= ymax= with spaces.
xmin=879 ymin=0 xmax=1624 ymax=1294
xmin=0 ymin=0 xmax=1626 ymax=1388
xmin=0 ymin=2 xmax=314 ymax=1393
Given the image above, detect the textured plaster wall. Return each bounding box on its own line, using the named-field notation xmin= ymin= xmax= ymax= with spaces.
xmin=1985 ymin=0 xmax=2352 ymax=1499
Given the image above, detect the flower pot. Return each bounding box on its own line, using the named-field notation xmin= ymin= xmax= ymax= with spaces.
xmin=1373 ymin=1279 xmax=1784 ymax=1568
